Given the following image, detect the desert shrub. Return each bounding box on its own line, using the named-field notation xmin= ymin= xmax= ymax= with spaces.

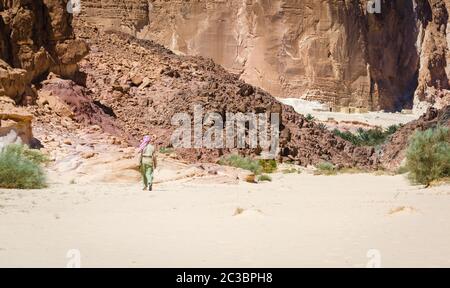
xmin=259 ymin=159 xmax=277 ymax=173
xmin=219 ymin=154 xmax=262 ymax=175
xmin=338 ymin=167 xmax=367 ymax=174
xmin=159 ymin=147 xmax=174 ymax=154
xmin=333 ymin=129 xmax=356 ymax=144
xmin=0 ymin=144 xmax=47 ymax=189
xmin=318 ymin=123 xmax=328 ymax=131
xmin=257 ymin=174 xmax=272 ymax=182
xmin=282 ymin=167 xmax=300 ymax=174
xmin=305 ymin=114 xmax=315 ymax=121
xmin=333 ymin=125 xmax=400 ymax=147
xmin=315 ymin=162 xmax=337 ymax=175
xmin=405 ymin=126 xmax=450 ymax=186
xmin=5 ymin=144 xmax=50 ymax=165
xmin=396 ymin=166 xmax=409 ymax=175
xmin=386 ymin=124 xmax=401 ymax=135
xmin=357 ymin=128 xmax=384 ymax=145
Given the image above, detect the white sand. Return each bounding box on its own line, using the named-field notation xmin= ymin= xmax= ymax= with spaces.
xmin=279 ymin=98 xmax=418 ymax=128
xmin=1 ymin=173 xmax=450 ymax=268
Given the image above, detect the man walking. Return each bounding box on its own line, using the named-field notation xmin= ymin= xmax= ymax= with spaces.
xmin=139 ymin=135 xmax=157 ymax=191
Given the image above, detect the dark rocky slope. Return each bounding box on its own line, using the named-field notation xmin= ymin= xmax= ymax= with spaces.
xmin=75 ymin=21 xmax=378 ymax=167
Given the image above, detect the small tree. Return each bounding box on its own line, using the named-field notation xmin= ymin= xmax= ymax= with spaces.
xmin=406 ymin=126 xmax=450 ymax=186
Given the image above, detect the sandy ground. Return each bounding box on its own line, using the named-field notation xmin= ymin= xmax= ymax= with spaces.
xmin=1 ymin=172 xmax=450 ymax=268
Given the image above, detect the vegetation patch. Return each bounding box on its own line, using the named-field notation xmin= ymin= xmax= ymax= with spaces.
xmin=0 ymin=144 xmax=48 ymax=189
xmin=405 ymin=126 xmax=450 ymax=186
xmin=338 ymin=167 xmax=367 ymax=174
xmin=396 ymin=166 xmax=409 ymax=175
xmin=318 ymin=123 xmax=328 ymax=131
xmin=314 ymin=162 xmax=338 ymax=176
xmin=315 ymin=162 xmax=367 ymax=175
xmin=282 ymin=167 xmax=301 ymax=174
xmin=159 ymin=147 xmax=174 ymax=154
xmin=259 ymin=159 xmax=277 ymax=174
xmin=373 ymin=169 xmax=395 ymax=176
xmin=219 ymin=154 xmax=262 ymax=175
xmin=305 ymin=114 xmax=316 ymax=121
xmin=333 ymin=125 xmax=401 ymax=147
xmin=257 ymin=174 xmax=272 ymax=182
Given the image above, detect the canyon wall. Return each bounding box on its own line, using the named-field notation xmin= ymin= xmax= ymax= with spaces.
xmin=80 ymin=0 xmax=450 ymax=112
xmin=0 ymin=0 xmax=88 ymax=103
xmin=415 ymin=0 xmax=450 ymax=111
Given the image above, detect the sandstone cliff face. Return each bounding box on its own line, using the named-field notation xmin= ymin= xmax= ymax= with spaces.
xmin=80 ymin=0 xmax=450 ymax=112
xmin=0 ymin=0 xmax=88 ymax=103
xmin=415 ymin=0 xmax=450 ymax=111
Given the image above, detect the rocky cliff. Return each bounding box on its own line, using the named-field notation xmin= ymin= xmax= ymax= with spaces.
xmin=80 ymin=0 xmax=450 ymax=112
xmin=415 ymin=0 xmax=450 ymax=111
xmin=73 ymin=22 xmax=378 ymax=168
xmin=0 ymin=0 xmax=88 ymax=103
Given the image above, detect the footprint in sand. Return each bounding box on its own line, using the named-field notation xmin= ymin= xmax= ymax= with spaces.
xmin=233 ymin=207 xmax=264 ymax=217
xmin=388 ymin=206 xmax=419 ymax=216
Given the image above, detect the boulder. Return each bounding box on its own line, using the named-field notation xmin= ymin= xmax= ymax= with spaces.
xmin=0 ymin=99 xmax=34 ymax=149
xmin=37 ymin=90 xmax=74 ymax=118
xmin=130 ymin=73 xmax=144 ymax=86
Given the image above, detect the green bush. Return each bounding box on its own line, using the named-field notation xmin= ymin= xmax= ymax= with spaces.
xmin=405 ymin=126 xmax=450 ymax=186
xmin=282 ymin=167 xmax=300 ymax=174
xmin=315 ymin=162 xmax=337 ymax=175
xmin=318 ymin=123 xmax=328 ymax=131
xmin=257 ymin=174 xmax=272 ymax=182
xmin=338 ymin=167 xmax=366 ymax=174
xmin=4 ymin=144 xmax=49 ymax=165
xmin=396 ymin=166 xmax=409 ymax=175
xmin=305 ymin=114 xmax=315 ymax=121
xmin=0 ymin=144 xmax=47 ymax=189
xmin=218 ymin=154 xmax=262 ymax=175
xmin=159 ymin=147 xmax=174 ymax=154
xmin=386 ymin=124 xmax=401 ymax=135
xmin=333 ymin=124 xmax=400 ymax=147
xmin=259 ymin=159 xmax=277 ymax=174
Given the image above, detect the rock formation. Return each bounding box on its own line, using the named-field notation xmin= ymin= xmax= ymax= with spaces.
xmin=37 ymin=76 xmax=123 ymax=135
xmin=74 ymin=22 xmax=378 ymax=168
xmin=414 ymin=0 xmax=450 ymax=112
xmin=0 ymin=97 xmax=34 ymax=148
xmin=0 ymin=0 xmax=88 ymax=103
xmin=80 ymin=0 xmax=450 ymax=112
xmin=380 ymin=104 xmax=450 ymax=170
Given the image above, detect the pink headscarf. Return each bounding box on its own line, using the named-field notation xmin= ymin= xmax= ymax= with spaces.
xmin=138 ymin=135 xmax=151 ymax=152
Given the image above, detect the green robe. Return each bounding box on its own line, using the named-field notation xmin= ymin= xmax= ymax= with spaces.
xmin=140 ymin=144 xmax=155 ymax=188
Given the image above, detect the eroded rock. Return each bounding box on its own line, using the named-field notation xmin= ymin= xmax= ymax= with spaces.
xmin=0 ymin=98 xmax=34 ymax=148
xmin=0 ymin=0 xmax=89 ymax=102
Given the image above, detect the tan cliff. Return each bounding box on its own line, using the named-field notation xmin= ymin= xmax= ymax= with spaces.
xmin=80 ymin=0 xmax=450 ymax=112
xmin=0 ymin=0 xmax=88 ymax=103
xmin=415 ymin=0 xmax=450 ymax=111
